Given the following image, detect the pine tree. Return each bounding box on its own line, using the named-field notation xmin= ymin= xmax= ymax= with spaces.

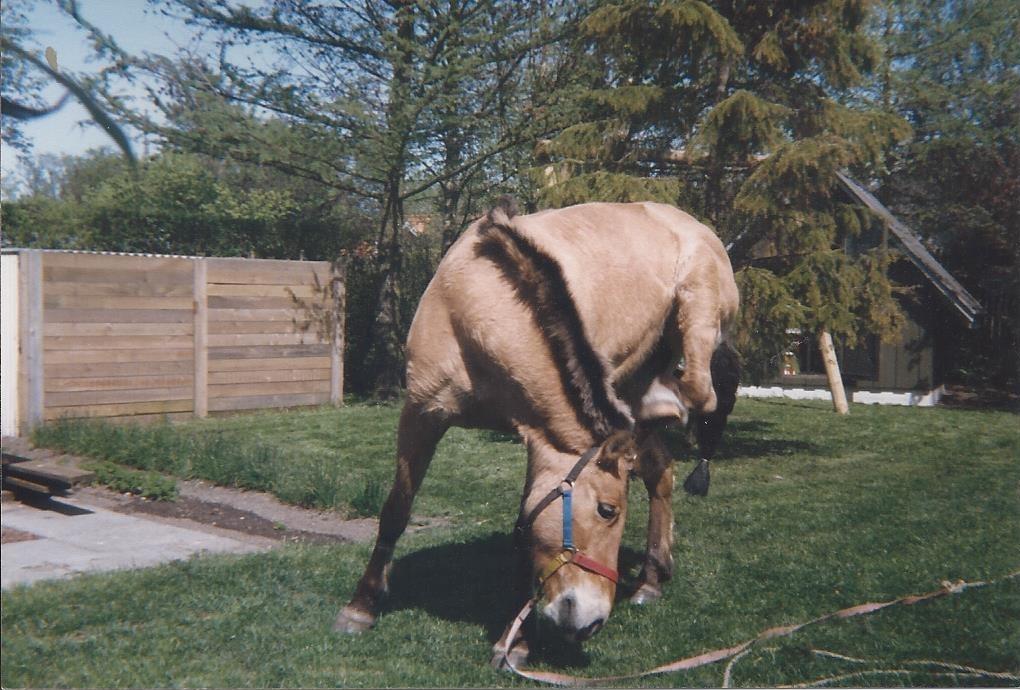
xmin=879 ymin=0 xmax=1019 ymax=392
xmin=538 ymin=0 xmax=911 ymax=389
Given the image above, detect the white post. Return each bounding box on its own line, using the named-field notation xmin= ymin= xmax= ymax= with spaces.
xmin=1 ymin=253 xmax=21 ymax=436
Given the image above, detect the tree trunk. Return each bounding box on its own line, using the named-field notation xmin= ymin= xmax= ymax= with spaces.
xmin=818 ymin=330 xmax=849 ymax=414
xmin=366 ymin=190 xmax=405 ymax=400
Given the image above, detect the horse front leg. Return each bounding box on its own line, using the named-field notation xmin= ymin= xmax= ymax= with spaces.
xmin=490 ymin=527 xmax=533 ymax=669
xmin=334 ymin=402 xmax=448 ymax=633
xmin=631 ymin=430 xmax=675 ymax=604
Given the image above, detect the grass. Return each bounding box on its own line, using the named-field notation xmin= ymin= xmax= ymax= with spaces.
xmin=81 ymin=460 xmax=179 ymax=501
xmin=4 ymin=398 xmax=1019 ymax=687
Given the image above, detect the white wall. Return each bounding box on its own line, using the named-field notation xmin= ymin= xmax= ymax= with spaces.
xmin=1 ymin=253 xmax=20 ymax=436
xmin=738 ymin=384 xmax=944 ymax=407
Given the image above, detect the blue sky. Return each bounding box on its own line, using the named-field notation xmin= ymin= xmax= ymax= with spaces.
xmin=2 ymin=1 xmax=203 ymax=189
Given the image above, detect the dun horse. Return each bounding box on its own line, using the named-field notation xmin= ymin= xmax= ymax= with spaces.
xmin=335 ymin=200 xmax=740 ymax=667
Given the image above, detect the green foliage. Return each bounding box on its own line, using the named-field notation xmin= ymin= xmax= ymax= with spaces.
xmin=350 ymin=479 xmax=386 ymax=519
xmin=539 ymin=1 xmax=912 ymax=380
xmin=879 ymin=0 xmax=1020 ymax=390
xmin=538 ymin=170 xmax=681 ymax=207
xmin=0 ymin=193 xmax=89 ymax=249
xmin=82 ymin=461 xmax=178 ymax=502
xmin=692 ymin=91 xmax=790 ymax=161
xmin=732 ymin=267 xmax=806 ymax=382
xmin=31 ymin=417 xmax=345 ymax=512
xmin=583 ymin=0 xmax=743 ymax=64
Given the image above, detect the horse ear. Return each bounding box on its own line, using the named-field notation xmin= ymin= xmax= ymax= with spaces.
xmin=597 ymin=431 xmax=639 ymax=477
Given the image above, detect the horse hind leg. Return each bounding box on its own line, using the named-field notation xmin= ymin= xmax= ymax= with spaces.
xmin=334 ymin=402 xmax=449 ymax=633
xmin=694 ymin=341 xmax=740 ymax=460
xmin=630 ymin=429 xmax=675 ymax=605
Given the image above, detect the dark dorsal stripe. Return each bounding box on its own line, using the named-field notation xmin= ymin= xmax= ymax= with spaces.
xmin=477 ymin=198 xmax=633 ymax=441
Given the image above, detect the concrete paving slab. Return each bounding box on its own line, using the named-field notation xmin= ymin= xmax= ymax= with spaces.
xmin=1 ymin=494 xmax=268 ymax=589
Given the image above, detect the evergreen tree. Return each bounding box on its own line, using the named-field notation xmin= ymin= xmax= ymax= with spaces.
xmin=879 ymin=0 xmax=1019 ymax=391
xmin=539 ymin=0 xmax=911 ymax=382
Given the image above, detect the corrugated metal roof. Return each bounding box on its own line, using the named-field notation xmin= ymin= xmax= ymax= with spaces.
xmin=0 ymin=248 xmax=326 ymax=264
xmin=1 ymin=247 xmax=201 ymax=259
xmin=836 ymin=171 xmax=985 ymax=327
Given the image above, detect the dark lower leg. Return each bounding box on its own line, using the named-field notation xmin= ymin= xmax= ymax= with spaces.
xmin=491 ymin=530 xmax=533 ymax=668
xmin=695 ymin=342 xmax=740 ymax=460
xmin=633 ymin=434 xmax=675 ymax=603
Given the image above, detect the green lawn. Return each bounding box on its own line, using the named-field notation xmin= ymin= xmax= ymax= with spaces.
xmin=4 ymin=399 xmax=1019 ymax=687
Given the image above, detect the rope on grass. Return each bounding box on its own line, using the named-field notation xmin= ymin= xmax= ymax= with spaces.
xmin=777 ymin=648 xmax=1020 ymax=686
xmin=721 ymin=649 xmax=751 ymax=688
xmin=506 ymin=568 xmax=1020 ymax=687
xmin=778 ymin=669 xmax=1004 ymax=688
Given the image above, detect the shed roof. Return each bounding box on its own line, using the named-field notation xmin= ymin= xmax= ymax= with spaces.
xmin=835 ymin=171 xmax=985 ymax=327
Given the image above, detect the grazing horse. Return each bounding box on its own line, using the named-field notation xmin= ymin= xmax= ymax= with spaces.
xmin=335 ymin=200 xmax=740 ymax=667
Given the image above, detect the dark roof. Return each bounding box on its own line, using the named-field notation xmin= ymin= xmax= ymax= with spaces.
xmin=836 ymin=171 xmax=985 ymax=327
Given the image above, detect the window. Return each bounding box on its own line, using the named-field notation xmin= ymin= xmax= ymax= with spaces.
xmin=781 ymin=331 xmax=878 ymax=382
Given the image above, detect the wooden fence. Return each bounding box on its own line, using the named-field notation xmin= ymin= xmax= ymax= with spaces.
xmin=2 ymin=249 xmax=344 ymax=435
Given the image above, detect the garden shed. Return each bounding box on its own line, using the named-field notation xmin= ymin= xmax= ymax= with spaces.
xmin=739 ymin=173 xmax=984 ymax=407
xmin=1 ymin=249 xmax=345 ymax=436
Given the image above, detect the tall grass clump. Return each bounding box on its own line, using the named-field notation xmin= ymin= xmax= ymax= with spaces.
xmin=31 ymin=418 xmax=340 ymax=511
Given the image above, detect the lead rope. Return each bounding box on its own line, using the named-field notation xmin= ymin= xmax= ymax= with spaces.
xmin=499 ymin=568 xmax=1020 ymax=687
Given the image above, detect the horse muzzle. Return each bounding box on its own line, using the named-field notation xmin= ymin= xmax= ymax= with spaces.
xmin=540 ymin=582 xmax=612 ymax=641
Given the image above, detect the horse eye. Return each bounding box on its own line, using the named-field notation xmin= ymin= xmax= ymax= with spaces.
xmin=597 ymin=502 xmax=618 ymax=520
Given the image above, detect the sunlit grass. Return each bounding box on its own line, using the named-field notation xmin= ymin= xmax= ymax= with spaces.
xmin=6 ymin=399 xmax=1019 ymax=687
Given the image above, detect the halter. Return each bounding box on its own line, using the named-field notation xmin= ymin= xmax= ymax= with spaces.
xmin=514 ymin=446 xmax=620 ymax=593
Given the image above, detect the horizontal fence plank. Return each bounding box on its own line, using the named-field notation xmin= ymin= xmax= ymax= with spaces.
xmin=46 ymin=386 xmax=193 ymax=407
xmin=207 ymin=283 xmax=322 ymax=299
xmin=41 ymin=254 xmax=194 ymax=272
xmin=44 ymin=265 xmax=192 ymax=286
xmin=208 ymin=296 xmax=311 ymax=310
xmin=44 ymin=322 xmax=193 ymax=337
xmin=208 ymin=368 xmax=330 ymax=385
xmin=206 ymin=257 xmax=330 ymax=283
xmin=207 ymin=332 xmax=323 ymax=348
xmin=44 ymin=335 xmax=193 ymax=350
xmin=208 ymin=320 xmax=315 ymax=335
xmin=208 ymin=392 xmax=330 ymax=412
xmin=46 ymin=360 xmax=195 ymax=378
xmin=208 ymin=356 xmax=331 ymax=372
xmin=209 ymin=379 xmax=330 ymax=399
xmin=208 ymin=308 xmax=309 ymax=322
xmin=208 ymin=344 xmax=330 ymax=360
xmin=45 ymin=399 xmax=194 ymax=420
xmin=99 ymin=411 xmax=197 ymax=425
xmin=44 ymin=295 xmax=193 ymax=310
xmin=44 ymin=348 xmax=193 ymax=364
xmin=46 ymin=374 xmax=193 ymax=393
xmin=45 ymin=308 xmax=194 ymax=324
xmin=43 ymin=282 xmax=194 ymax=298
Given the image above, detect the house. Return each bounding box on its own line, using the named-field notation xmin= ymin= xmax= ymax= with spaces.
xmin=738 ymin=173 xmax=984 ymax=407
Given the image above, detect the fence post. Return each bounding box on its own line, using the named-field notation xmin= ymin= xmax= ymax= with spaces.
xmin=193 ymin=258 xmax=208 ymax=418
xmin=330 ymin=263 xmax=347 ymax=407
xmin=17 ymin=250 xmax=43 ymax=435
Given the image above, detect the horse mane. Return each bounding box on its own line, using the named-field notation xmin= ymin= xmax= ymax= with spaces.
xmin=478 ymin=196 xmax=633 ymax=441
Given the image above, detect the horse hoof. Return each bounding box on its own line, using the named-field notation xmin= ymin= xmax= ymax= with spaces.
xmin=332 ymin=605 xmax=376 ymax=634
xmin=490 ymin=645 xmax=529 ymax=671
xmin=630 ymin=583 xmax=662 ymax=605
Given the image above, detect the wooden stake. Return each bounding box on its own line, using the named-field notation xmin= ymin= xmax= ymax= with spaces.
xmin=818 ymin=330 xmax=849 ymax=414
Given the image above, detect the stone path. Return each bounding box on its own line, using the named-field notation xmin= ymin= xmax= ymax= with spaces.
xmin=1 ymin=491 xmax=268 ymax=589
